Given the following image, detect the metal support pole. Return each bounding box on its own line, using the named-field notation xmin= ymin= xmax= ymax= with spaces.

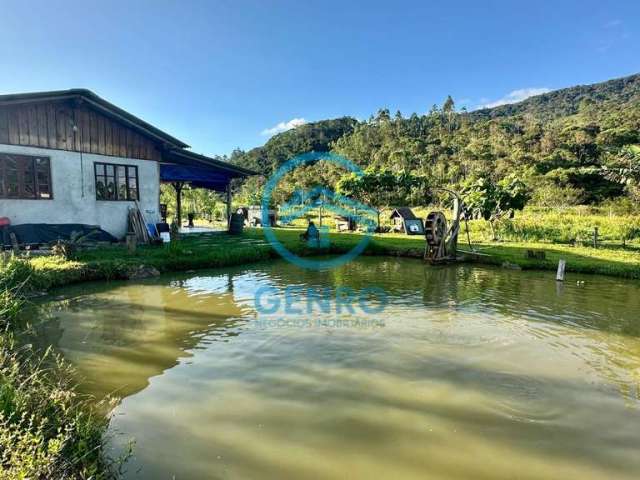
xmin=173 ymin=182 xmax=184 ymax=228
xmin=226 ymin=183 xmax=232 ymax=231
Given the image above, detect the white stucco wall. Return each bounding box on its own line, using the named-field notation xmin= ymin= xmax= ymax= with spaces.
xmin=0 ymin=144 xmax=160 ymax=239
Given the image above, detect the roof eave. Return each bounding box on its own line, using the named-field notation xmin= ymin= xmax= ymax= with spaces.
xmin=164 ymin=148 xmax=258 ymax=177
xmin=0 ymin=89 xmax=190 ymax=149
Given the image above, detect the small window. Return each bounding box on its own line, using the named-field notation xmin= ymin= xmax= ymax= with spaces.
xmin=95 ymin=162 xmax=139 ymax=201
xmin=0 ymin=153 xmax=52 ymax=199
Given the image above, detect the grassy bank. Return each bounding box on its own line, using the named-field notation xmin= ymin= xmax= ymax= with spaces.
xmin=24 ymin=227 xmax=640 ymax=287
xmin=0 ymin=258 xmax=114 ymax=479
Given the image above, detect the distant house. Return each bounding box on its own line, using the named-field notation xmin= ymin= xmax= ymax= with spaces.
xmin=334 ymin=215 xmax=357 ymax=232
xmin=0 ymin=89 xmax=254 ymax=239
xmin=390 ymin=207 xmax=424 ymax=235
xmin=246 ymin=205 xmax=276 ymax=227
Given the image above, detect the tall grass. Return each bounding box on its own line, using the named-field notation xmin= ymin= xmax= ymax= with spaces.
xmin=476 ymin=210 xmax=640 ymax=244
xmin=0 ymin=341 xmax=113 ymax=479
xmin=0 ymin=255 xmax=33 ymax=331
xmin=0 ymin=255 xmax=114 ymax=479
xmin=283 ymin=205 xmax=640 ymax=245
xmin=393 ymin=206 xmax=640 ymax=245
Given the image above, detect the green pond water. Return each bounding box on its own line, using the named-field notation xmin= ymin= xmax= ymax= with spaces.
xmin=22 ymin=257 xmax=640 ymax=479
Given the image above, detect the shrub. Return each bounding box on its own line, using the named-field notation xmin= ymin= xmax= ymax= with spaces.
xmin=0 ymin=256 xmax=36 ymax=293
xmin=0 ymin=289 xmax=24 ymax=331
xmin=0 ymin=256 xmax=36 ymax=330
xmin=0 ymin=341 xmax=113 ymax=479
xmin=531 ymin=183 xmax=584 ymax=208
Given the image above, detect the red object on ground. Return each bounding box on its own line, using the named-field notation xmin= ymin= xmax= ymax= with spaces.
xmin=0 ymin=217 xmax=10 ymax=227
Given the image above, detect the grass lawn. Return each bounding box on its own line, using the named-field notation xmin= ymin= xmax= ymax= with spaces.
xmin=23 ymin=227 xmax=639 ymax=289
xmin=248 ymin=227 xmax=640 ymax=279
xmin=465 ymin=241 xmax=640 ymax=278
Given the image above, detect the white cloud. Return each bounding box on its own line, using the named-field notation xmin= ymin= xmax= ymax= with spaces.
xmin=597 ymin=20 xmax=630 ymax=53
xmin=261 ymin=118 xmax=306 ymax=136
xmin=477 ymin=87 xmax=551 ymax=109
xmin=596 ymin=42 xmax=613 ymax=53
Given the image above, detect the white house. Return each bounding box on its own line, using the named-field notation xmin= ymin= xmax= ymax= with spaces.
xmin=0 ymin=89 xmax=253 ymax=241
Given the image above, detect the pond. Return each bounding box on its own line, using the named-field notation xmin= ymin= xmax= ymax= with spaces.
xmin=21 ymin=257 xmax=640 ymax=479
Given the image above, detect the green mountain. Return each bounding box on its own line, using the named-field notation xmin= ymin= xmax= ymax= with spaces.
xmin=230 ymin=117 xmax=358 ymax=175
xmin=232 ymin=73 xmax=640 ymax=206
xmin=470 ymin=73 xmax=640 ymax=120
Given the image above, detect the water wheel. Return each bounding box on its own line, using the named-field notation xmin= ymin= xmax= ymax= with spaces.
xmin=424 ymin=211 xmax=447 ymax=247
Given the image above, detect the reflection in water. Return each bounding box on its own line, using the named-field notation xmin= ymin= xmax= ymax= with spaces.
xmin=25 ymin=273 xmax=248 ymax=399
xmin=22 ymin=258 xmax=640 ymax=480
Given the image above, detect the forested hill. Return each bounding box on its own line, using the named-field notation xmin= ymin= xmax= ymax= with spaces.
xmin=229 ymin=117 xmax=358 ymax=175
xmin=470 ymin=73 xmax=640 ymax=121
xmin=231 ymin=73 xmax=640 ymax=207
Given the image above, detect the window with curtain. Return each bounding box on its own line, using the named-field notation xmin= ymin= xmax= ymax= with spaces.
xmin=95 ymin=162 xmax=139 ymax=201
xmin=0 ymin=153 xmax=52 ymax=199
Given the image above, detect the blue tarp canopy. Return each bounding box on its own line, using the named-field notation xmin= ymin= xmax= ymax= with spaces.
xmin=160 ymin=164 xmax=234 ymax=192
xmin=159 ymin=151 xmax=255 ymax=225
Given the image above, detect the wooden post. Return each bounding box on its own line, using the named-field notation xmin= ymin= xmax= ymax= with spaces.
xmin=593 ymin=227 xmax=598 ymax=249
xmin=9 ymin=232 xmax=19 ymax=254
xmin=172 ymin=182 xmax=184 ymax=228
xmin=449 ymin=197 xmax=460 ymax=256
xmin=226 ymin=183 xmax=232 ymax=231
xmin=126 ymin=233 xmax=137 ymax=254
xmin=556 ymin=259 xmax=566 ymax=281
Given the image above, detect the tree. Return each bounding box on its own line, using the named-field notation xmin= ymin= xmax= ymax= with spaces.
xmin=602 ymin=145 xmax=640 ymax=201
xmin=461 ymin=175 xmax=530 ymax=240
xmin=530 ymin=181 xmax=583 ymax=208
xmin=229 ymin=117 xmax=358 ymax=176
xmin=227 ymin=73 xmax=640 ymax=213
xmin=443 ymin=95 xmax=455 ymax=114
xmin=336 ymin=168 xmax=429 ymax=230
xmin=237 ymin=176 xmax=266 ymax=206
xmin=160 ymin=184 xmax=225 ymax=224
xmin=442 ymin=95 xmax=457 ymax=132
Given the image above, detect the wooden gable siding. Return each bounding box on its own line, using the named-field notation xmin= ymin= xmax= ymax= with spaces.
xmin=0 ymin=101 xmax=161 ymax=161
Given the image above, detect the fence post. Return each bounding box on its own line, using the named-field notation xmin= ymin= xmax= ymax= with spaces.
xmin=9 ymin=232 xmax=19 ymax=254
xmin=556 ymin=259 xmax=566 ymax=282
xmin=593 ymin=227 xmax=598 ymax=249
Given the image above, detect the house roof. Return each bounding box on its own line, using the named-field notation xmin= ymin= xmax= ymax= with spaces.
xmin=0 ymin=88 xmax=258 ymax=182
xmin=0 ymin=88 xmax=190 ymax=149
xmin=390 ymin=207 xmax=417 ymax=220
xmin=162 ymin=148 xmax=257 ymax=177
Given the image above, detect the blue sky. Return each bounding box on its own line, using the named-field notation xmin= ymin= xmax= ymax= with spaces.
xmin=0 ymin=0 xmax=638 ymax=157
